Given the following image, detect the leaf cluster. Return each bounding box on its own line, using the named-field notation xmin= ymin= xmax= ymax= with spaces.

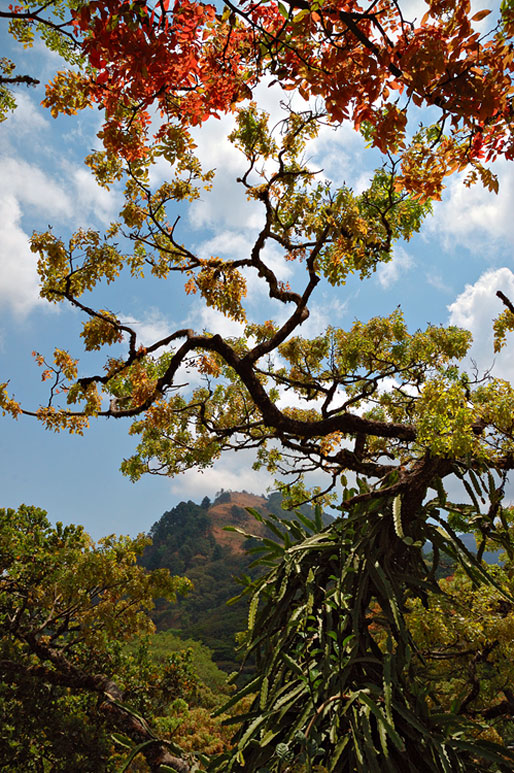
xmin=210 ymin=489 xmax=514 ymax=772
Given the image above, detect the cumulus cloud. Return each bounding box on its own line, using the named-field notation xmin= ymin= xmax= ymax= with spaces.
xmin=298 ymin=294 xmax=347 ymax=336
xmin=187 ymin=115 xmax=261 ymax=232
xmin=428 ymin=159 xmax=514 ymax=256
xmin=376 ymin=246 xmax=414 ymax=289
xmin=168 ymin=443 xmax=337 ymax=503
xmin=169 ymin=447 xmax=274 ymax=501
xmin=0 ymin=194 xmax=46 ymax=315
xmin=122 ymin=308 xmax=173 ymax=347
xmin=70 ymin=167 xmax=118 ymax=224
xmin=193 ymin=306 xmax=246 ymax=338
xmin=426 ymin=272 xmax=453 ymax=294
xmin=0 ymin=154 xmax=119 ymax=227
xmin=0 ymin=158 xmax=72 ymax=220
xmin=183 ymin=83 xmax=289 ymax=233
xmin=195 ymin=229 xmax=253 ymax=263
xmin=0 ymin=93 xmax=49 ymax=148
xmin=186 ymin=76 xmax=374 ymax=235
xmin=307 ymin=118 xmax=371 ymax=192
xmin=448 ymin=267 xmax=514 ymax=381
xmin=0 ymin=153 xmax=119 ymax=319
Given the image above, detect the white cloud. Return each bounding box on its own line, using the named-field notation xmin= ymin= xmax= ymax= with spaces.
xmin=426 ymin=272 xmax=452 ymax=294
xmin=171 ymin=442 xmax=339 ymax=506
xmin=448 ymin=267 xmax=514 ymax=381
xmin=307 ymin=119 xmax=370 ymax=191
xmin=194 ymin=224 xmax=294 ymax=307
xmin=0 ymin=155 xmax=118 ymax=227
xmin=169 ymin=447 xmax=274 ymax=500
xmin=120 ymin=309 xmax=207 ymax=392
xmin=30 ymin=38 xmax=75 ymax=81
xmin=183 ymin=85 xmax=286 ymax=233
xmin=193 ymin=306 xmax=246 ymax=338
xmin=195 ymin=230 xmax=253 ymax=262
xmin=258 ymin=241 xmax=294 ymax=283
xmin=187 ymin=114 xmax=261 ymax=232
xmin=299 ymin=295 xmax=346 ymax=336
xmin=0 ymin=194 xmax=46 ymax=315
xmin=276 ymin=383 xmax=324 ymax=412
xmin=122 ymin=308 xmax=173 ymax=347
xmin=0 ymin=158 xmax=72 ymax=219
xmin=70 ymin=167 xmax=118 ymax=224
xmin=0 ymin=92 xmax=49 ymax=146
xmin=376 ymin=246 xmax=414 ymax=289
xmin=428 ymin=159 xmax=514 ymax=255
xmin=0 ymin=154 xmax=119 ymax=318
xmin=186 ymin=76 xmax=374 ymax=234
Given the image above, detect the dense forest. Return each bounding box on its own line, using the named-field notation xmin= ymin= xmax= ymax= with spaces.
xmin=139 ymin=490 xmax=332 ymax=669
xmin=3 ymin=497 xmax=514 ymax=772
xmin=141 ymin=490 xmax=503 ymax=677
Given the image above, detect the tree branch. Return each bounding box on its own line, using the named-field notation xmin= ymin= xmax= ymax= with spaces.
xmin=1 ymin=646 xmax=191 ymax=773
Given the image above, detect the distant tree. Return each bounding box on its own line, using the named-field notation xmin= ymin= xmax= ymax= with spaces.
xmin=140 ymin=499 xmax=259 ymax=671
xmin=230 ymin=504 xmax=246 ymax=523
xmin=141 ymin=631 xmax=232 ymax=695
xmin=0 ymin=505 xmax=193 ymax=773
xmin=214 ymin=492 xmax=232 ymax=506
xmin=406 ymin=558 xmax=514 ymax=747
xmin=211 ymin=500 xmax=514 ymax=772
xmin=201 ymin=496 xmax=211 ymax=510
xmin=144 ymin=501 xmax=214 ymax=573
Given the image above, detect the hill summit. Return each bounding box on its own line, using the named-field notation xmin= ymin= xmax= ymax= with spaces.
xmin=141 ymin=489 xmax=272 ymax=574
xmin=139 ymin=489 xmax=330 ymax=668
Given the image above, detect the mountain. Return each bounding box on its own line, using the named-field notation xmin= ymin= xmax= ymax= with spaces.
xmin=456 ymin=533 xmax=503 ymax=565
xmin=140 ymin=491 xmax=503 ymax=671
xmin=139 ymin=490 xmax=331 ymax=670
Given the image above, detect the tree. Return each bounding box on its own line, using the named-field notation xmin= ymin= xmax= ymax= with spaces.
xmin=207 ymin=495 xmax=514 ymax=771
xmin=2 ymin=0 xmax=514 ymax=770
xmin=405 ymin=553 xmax=514 ymax=747
xmin=0 ymin=0 xmax=83 ymax=121
xmin=0 ymin=504 xmax=194 ymax=772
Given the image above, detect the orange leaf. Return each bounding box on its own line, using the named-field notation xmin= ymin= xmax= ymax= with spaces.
xmin=472 ymin=9 xmax=491 ymax=21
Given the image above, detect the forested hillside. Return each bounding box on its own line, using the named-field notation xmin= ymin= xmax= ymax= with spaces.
xmin=139 ymin=490 xmax=332 ymax=669
xmin=141 ymin=491 xmax=502 ymax=671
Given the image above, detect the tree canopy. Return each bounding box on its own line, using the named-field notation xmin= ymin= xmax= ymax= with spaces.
xmin=0 ymin=504 xmax=197 ymax=772
xmin=2 ymin=0 xmax=514 ymax=507
xmin=0 ymin=0 xmax=82 ymax=120
xmin=3 ymin=0 xmax=514 ymax=770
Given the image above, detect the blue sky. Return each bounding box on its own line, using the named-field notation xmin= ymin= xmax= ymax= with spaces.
xmin=1 ymin=8 xmax=514 ymax=540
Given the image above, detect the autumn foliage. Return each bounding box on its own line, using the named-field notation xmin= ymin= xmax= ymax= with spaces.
xmin=40 ymin=0 xmax=514 ymax=197
xmin=3 ymin=0 xmax=514 ymax=770
xmin=2 ymin=1 xmax=514 ymax=524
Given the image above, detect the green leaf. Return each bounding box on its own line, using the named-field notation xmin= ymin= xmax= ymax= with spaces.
xmin=213 ymin=676 xmax=262 ymax=716
xmin=260 ymin=675 xmax=269 ymax=710
xmin=111 ymin=732 xmax=132 ymax=749
xmin=119 ymin=740 xmax=157 ymax=772
xmin=358 ymin=692 xmax=405 ymax=752
xmin=280 ymin=651 xmax=305 ymax=677
xmin=248 ymin=593 xmax=259 ymax=631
